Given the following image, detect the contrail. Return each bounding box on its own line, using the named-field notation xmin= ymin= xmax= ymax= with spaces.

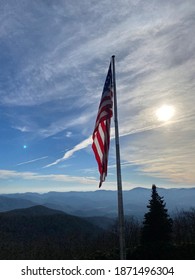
xmin=44 ymin=137 xmax=92 ymax=168
xmin=17 ymin=156 xmax=48 ymax=166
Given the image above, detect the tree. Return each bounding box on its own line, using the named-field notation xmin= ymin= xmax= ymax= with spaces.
xmin=137 ymin=185 xmax=173 ymax=259
xmin=173 ymin=208 xmax=195 ymax=245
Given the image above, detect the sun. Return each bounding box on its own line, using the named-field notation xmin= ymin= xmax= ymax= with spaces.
xmin=155 ymin=105 xmax=175 ymax=122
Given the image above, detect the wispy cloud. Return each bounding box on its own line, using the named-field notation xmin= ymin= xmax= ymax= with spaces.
xmin=16 ymin=156 xmax=48 ymax=166
xmin=0 ymin=169 xmax=96 ymax=185
xmin=120 ymin=120 xmax=195 ymax=185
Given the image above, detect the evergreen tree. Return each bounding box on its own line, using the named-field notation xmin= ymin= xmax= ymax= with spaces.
xmin=132 ymin=185 xmax=174 ymax=259
xmin=141 ymin=184 xmax=172 ymax=246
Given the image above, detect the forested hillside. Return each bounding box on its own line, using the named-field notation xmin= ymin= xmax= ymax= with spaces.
xmin=0 ymin=206 xmax=102 ymax=259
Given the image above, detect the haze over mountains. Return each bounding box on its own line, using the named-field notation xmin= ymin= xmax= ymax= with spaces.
xmin=1 ymin=187 xmax=195 ymax=219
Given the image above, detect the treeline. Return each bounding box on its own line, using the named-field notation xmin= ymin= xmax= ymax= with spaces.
xmin=92 ymin=208 xmax=195 ymax=259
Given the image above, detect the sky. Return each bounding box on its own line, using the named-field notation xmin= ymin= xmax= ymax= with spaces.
xmin=0 ymin=0 xmax=195 ymax=193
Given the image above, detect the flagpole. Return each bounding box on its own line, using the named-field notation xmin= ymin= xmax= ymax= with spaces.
xmin=111 ymin=55 xmax=126 ymax=260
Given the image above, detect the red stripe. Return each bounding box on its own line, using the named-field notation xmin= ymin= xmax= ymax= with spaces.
xmin=92 ymin=142 xmax=102 ymax=174
xmin=92 ymin=122 xmax=107 ymax=174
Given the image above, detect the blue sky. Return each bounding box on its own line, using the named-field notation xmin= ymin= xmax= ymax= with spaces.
xmin=0 ymin=0 xmax=195 ymax=193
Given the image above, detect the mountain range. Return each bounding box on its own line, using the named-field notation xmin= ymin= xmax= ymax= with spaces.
xmin=1 ymin=187 xmax=195 ymax=219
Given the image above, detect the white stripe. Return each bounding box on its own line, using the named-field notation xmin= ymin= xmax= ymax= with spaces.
xmin=99 ymin=122 xmax=105 ymax=146
xmin=93 ymin=136 xmax=103 ymax=161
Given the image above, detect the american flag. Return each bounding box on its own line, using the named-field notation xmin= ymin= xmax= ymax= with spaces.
xmin=92 ymin=63 xmax=113 ymax=187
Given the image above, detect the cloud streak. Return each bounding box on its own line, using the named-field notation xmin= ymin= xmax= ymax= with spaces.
xmin=0 ymin=169 xmax=96 ymax=185
xmin=16 ymin=156 xmax=48 ymax=166
xmin=44 ymin=137 xmax=92 ymax=167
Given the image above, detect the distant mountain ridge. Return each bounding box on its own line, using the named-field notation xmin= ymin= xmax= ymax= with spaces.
xmin=1 ymin=187 xmax=195 ymax=219
xmin=3 ymin=204 xmax=65 ymax=216
xmin=0 ymin=196 xmax=36 ymax=212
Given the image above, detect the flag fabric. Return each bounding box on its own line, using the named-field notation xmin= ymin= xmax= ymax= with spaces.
xmin=92 ymin=63 xmax=113 ymax=187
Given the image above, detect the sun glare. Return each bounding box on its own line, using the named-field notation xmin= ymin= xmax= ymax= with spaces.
xmin=156 ymin=105 xmax=175 ymax=122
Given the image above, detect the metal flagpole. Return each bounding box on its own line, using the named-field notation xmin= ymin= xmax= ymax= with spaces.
xmin=111 ymin=55 xmax=126 ymax=260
